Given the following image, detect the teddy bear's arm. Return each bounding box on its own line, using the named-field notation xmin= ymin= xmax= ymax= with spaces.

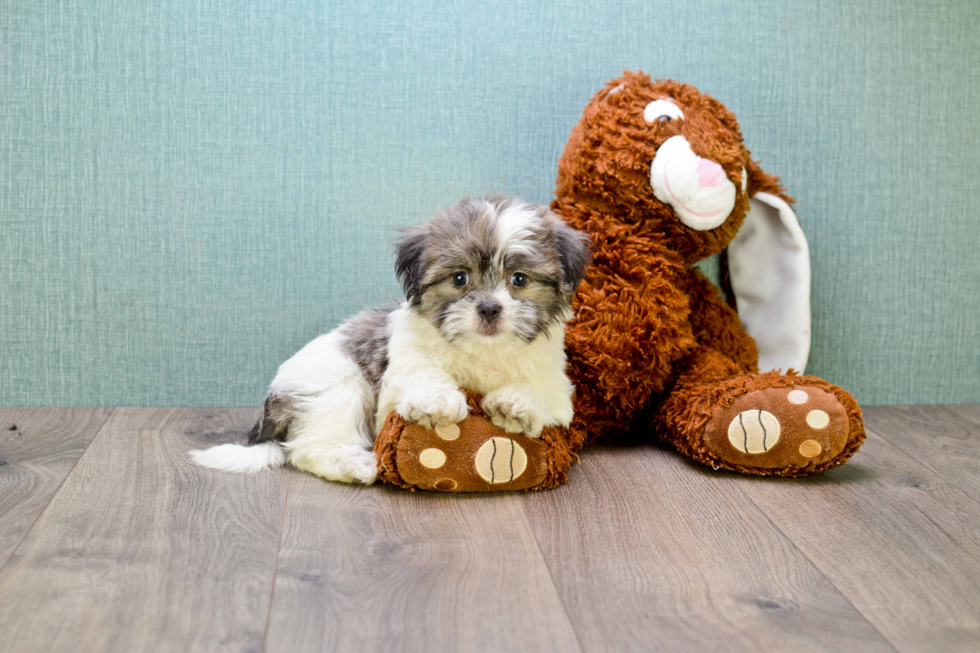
xmin=682 ymin=268 xmax=759 ymax=375
xmin=564 ymin=240 xmax=697 ymax=434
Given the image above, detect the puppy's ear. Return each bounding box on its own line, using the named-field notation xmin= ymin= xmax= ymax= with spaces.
xmin=551 ymin=219 xmax=592 ymax=295
xmin=394 ymin=225 xmax=429 ymax=303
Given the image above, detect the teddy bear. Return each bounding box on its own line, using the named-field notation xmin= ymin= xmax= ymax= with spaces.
xmin=375 ymin=71 xmax=865 ymax=491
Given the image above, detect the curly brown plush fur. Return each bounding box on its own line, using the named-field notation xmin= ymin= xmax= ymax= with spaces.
xmin=375 ymin=72 xmax=865 ymax=489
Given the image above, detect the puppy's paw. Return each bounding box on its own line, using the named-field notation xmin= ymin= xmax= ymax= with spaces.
xmin=289 ymin=445 xmax=378 ymax=485
xmin=482 ymin=390 xmax=544 ymax=438
xmin=396 ymin=386 xmax=469 ymax=429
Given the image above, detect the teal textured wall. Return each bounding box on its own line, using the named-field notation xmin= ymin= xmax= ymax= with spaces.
xmin=1 ymin=0 xmax=978 ymax=407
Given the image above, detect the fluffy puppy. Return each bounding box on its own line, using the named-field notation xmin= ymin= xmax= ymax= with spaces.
xmin=190 ymin=195 xmax=591 ymax=484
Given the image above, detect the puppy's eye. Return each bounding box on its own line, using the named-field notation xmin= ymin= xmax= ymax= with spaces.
xmin=510 ymin=272 xmax=528 ymax=287
xmin=452 ymin=271 xmax=469 ymax=287
xmin=644 ymin=99 xmax=685 ymax=124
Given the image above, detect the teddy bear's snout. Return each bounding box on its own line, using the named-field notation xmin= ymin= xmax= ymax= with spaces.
xmin=650 ymin=135 xmax=739 ymax=231
xmin=697 ymin=159 xmax=727 ymax=188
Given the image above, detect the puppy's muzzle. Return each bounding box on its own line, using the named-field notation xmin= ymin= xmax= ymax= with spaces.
xmin=477 ymin=301 xmax=502 ymax=322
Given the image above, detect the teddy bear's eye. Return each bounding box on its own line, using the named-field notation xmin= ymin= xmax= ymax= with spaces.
xmin=644 ymin=99 xmax=685 ymax=124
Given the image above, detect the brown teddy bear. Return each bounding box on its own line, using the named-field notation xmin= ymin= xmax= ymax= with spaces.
xmin=376 ymin=71 xmax=865 ymax=491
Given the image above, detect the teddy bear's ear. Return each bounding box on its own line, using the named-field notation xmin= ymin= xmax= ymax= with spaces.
xmin=744 ymin=158 xmax=788 ymax=199
xmin=727 ymin=189 xmax=811 ymax=373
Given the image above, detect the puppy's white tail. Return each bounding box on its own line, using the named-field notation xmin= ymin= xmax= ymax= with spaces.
xmin=189 ymin=441 xmax=286 ymax=474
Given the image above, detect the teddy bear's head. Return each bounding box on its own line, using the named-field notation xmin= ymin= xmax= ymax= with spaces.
xmin=556 ymin=71 xmax=786 ymax=264
xmin=556 ymin=71 xmax=813 ymax=374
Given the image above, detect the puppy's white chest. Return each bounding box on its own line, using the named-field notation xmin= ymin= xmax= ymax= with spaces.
xmin=443 ymin=351 xmax=526 ymax=393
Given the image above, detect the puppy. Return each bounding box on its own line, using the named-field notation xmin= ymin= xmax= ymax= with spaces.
xmin=190 ymin=195 xmax=591 ymax=484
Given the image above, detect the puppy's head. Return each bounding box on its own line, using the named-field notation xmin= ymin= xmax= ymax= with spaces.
xmin=395 ymin=195 xmax=590 ymax=345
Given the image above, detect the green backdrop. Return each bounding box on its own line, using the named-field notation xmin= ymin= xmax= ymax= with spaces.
xmin=2 ymin=0 xmax=978 ymax=407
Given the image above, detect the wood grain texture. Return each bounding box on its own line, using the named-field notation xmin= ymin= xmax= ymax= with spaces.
xmin=265 ymin=471 xmax=581 ymax=653
xmin=948 ymin=404 xmax=980 ymax=427
xmin=864 ymin=405 xmax=980 ymax=500
xmin=523 ymin=445 xmax=894 ymax=653
xmin=732 ymin=429 xmax=980 ymax=652
xmin=0 ymin=408 xmax=287 ymax=653
xmin=0 ymin=407 xmax=113 ymax=571
xmin=1 ymin=405 xmax=979 ymax=653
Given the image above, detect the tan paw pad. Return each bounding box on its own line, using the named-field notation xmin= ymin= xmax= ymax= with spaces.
xmin=419 ymin=448 xmax=447 ymax=469
xmin=799 ymin=439 xmax=823 ymax=458
xmin=806 ymin=409 xmax=830 ymax=429
xmin=787 ymin=389 xmax=809 ymax=405
xmin=727 ymin=410 xmax=781 ymax=454
xmin=433 ymin=478 xmax=457 ymax=491
xmin=474 ymin=437 xmax=527 ymax=484
xmin=435 ymin=423 xmax=460 ymax=441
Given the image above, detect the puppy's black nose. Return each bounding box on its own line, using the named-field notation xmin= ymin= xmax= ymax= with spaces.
xmin=477 ymin=301 xmax=502 ymax=320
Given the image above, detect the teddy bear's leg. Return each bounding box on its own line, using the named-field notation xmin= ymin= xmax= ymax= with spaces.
xmin=682 ymin=268 xmax=758 ymax=374
xmin=374 ymin=390 xmax=579 ymax=492
xmin=652 ymin=349 xmax=865 ymax=476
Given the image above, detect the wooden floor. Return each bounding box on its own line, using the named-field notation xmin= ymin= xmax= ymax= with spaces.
xmin=1 ymin=406 xmax=979 ymax=652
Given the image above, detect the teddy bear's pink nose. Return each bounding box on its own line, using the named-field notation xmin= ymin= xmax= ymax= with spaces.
xmin=697 ymin=158 xmax=727 ymax=188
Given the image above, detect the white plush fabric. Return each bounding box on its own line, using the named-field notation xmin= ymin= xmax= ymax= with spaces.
xmin=728 ymin=192 xmax=811 ymax=373
xmin=643 ymin=99 xmax=684 ymax=122
xmin=650 ymin=136 xmax=737 ymax=231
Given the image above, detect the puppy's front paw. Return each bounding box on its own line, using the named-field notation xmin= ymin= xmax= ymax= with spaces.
xmin=397 ymin=386 xmax=469 ymax=429
xmin=482 ymin=390 xmax=544 ymax=438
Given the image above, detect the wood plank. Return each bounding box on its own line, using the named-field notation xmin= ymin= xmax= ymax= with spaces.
xmin=947 ymin=404 xmax=980 ymax=428
xmin=265 ymin=471 xmax=582 ymax=653
xmin=733 ymin=428 xmax=980 ymax=652
xmin=0 ymin=408 xmax=288 ymax=653
xmin=523 ymin=445 xmax=894 ymax=653
xmin=0 ymin=407 xmax=113 ymax=571
xmin=863 ymin=405 xmax=980 ymax=500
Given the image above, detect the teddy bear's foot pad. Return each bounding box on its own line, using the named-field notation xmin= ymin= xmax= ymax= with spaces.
xmin=395 ymin=415 xmax=549 ymax=492
xmin=703 ymin=385 xmax=849 ymax=470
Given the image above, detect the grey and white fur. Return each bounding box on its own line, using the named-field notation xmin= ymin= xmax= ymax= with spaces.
xmin=190 ymin=195 xmax=590 ymax=484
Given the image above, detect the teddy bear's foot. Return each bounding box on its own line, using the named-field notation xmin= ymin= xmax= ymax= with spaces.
xmin=701 ymin=382 xmax=859 ymax=474
xmin=391 ymin=416 xmax=549 ymax=491
xmin=375 ymin=390 xmax=576 ymax=492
